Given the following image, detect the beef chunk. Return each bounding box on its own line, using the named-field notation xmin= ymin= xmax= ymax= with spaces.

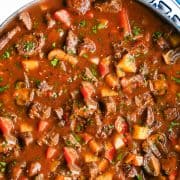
xmin=20 ymin=132 xmax=33 ymax=146
xmin=45 ymin=13 xmax=56 ymax=29
xmin=112 ymin=41 xmax=125 ymax=59
xmin=19 ymin=11 xmax=32 ymax=31
xmin=28 ymin=102 xmax=51 ymax=119
xmin=66 ymin=30 xmax=79 ymax=55
xmin=82 ymin=67 xmax=97 ymax=82
xmin=121 ymin=75 xmax=145 ymax=94
xmin=95 ymin=0 xmax=122 ymax=13
xmin=54 ymin=108 xmax=63 ymax=120
xmin=16 ymin=33 xmax=45 ymax=57
xmin=100 ymin=97 xmax=116 ymax=115
xmin=135 ymin=92 xmax=154 ymax=113
xmin=67 ymin=0 xmax=91 ymax=15
xmin=0 ymin=26 xmax=21 ymax=51
xmin=78 ymin=38 xmax=96 ymax=55
xmin=28 ymin=162 xmax=41 ymax=177
xmin=37 ymin=131 xmax=60 ymax=146
xmin=163 ymin=107 xmax=179 ymax=121
xmin=36 ymin=80 xmax=53 ymax=96
xmin=156 ymin=37 xmax=169 ymax=50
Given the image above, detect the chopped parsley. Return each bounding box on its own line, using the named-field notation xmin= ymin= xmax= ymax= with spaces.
xmin=92 ymin=25 xmax=98 ymax=34
xmin=79 ymin=20 xmax=87 ymax=27
xmin=0 ymin=77 xmax=3 ymax=82
xmin=152 ymin=31 xmax=163 ymax=41
xmin=177 ymin=93 xmax=180 ymax=98
xmin=0 ymin=161 xmax=7 ymax=173
xmin=97 ymin=22 xmax=107 ymax=30
xmin=136 ymin=174 xmax=143 ymax=180
xmin=90 ymin=65 xmax=98 ymax=77
xmin=172 ymin=77 xmax=180 ymax=84
xmin=0 ymin=84 xmax=9 ymax=93
xmin=50 ymin=58 xmax=59 ymax=67
xmin=168 ymin=121 xmax=180 ymax=132
xmin=72 ymin=133 xmax=82 ymax=143
xmin=116 ymin=152 xmax=123 ymax=161
xmin=132 ymin=26 xmax=142 ymax=36
xmin=1 ymin=50 xmax=10 ymax=59
xmin=23 ymin=41 xmax=35 ymax=52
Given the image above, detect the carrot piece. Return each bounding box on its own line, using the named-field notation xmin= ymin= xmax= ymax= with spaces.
xmin=38 ymin=120 xmax=48 ymax=132
xmin=46 ymin=147 xmax=57 ymax=159
xmin=119 ymin=8 xmax=131 ymax=36
xmin=0 ymin=117 xmax=13 ymax=135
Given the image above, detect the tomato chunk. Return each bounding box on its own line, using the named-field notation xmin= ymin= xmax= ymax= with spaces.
xmin=63 ymin=147 xmax=79 ymax=165
xmin=54 ymin=9 xmax=71 ymax=27
xmin=80 ymin=81 xmax=95 ymax=99
xmin=0 ymin=117 xmax=13 ymax=135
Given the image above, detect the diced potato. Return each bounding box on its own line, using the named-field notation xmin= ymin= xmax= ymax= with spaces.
xmin=96 ymin=172 xmax=113 ymax=180
xmin=132 ymin=125 xmax=149 ymax=140
xmin=98 ymin=158 xmax=109 ymax=172
xmin=22 ymin=60 xmax=39 ymax=72
xmin=124 ymin=153 xmax=143 ymax=166
xmin=50 ymin=161 xmax=60 ymax=172
xmin=89 ymin=57 xmax=100 ymax=65
xmin=88 ymin=139 xmax=102 ymax=154
xmin=83 ymin=152 xmax=99 ymax=163
xmin=20 ymin=123 xmax=33 ymax=133
xmin=116 ymin=66 xmax=125 ymax=78
xmin=132 ymin=155 xmax=143 ymax=166
xmin=48 ymin=49 xmax=78 ymax=65
xmin=105 ymin=74 xmax=119 ymax=88
xmin=14 ymin=88 xmax=30 ymax=106
xmin=116 ymin=54 xmax=136 ymax=74
xmin=100 ymin=87 xmax=118 ymax=97
xmin=113 ymin=133 xmax=125 ymax=150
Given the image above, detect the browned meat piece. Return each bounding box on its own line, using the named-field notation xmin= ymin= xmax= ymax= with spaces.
xmin=36 ymin=80 xmax=53 ymax=96
xmin=156 ymin=37 xmax=169 ymax=50
xmin=19 ymin=132 xmax=33 ymax=146
xmin=161 ymin=154 xmax=177 ymax=175
xmin=143 ymin=153 xmax=160 ymax=176
xmin=112 ymin=41 xmax=125 ymax=59
xmin=28 ymin=102 xmax=51 ymax=119
xmin=28 ymin=162 xmax=41 ymax=177
xmin=142 ymin=133 xmax=168 ymax=158
xmin=121 ymin=75 xmax=145 ymax=94
xmin=16 ymin=33 xmax=45 ymax=57
xmin=37 ymin=130 xmax=60 ymax=146
xmin=67 ymin=0 xmax=91 ymax=15
xmin=0 ymin=26 xmax=21 ymax=51
xmin=19 ymin=11 xmax=32 ymax=31
xmin=7 ymin=161 xmax=26 ymax=180
xmin=135 ymin=92 xmax=154 ymax=110
xmin=78 ymin=38 xmax=96 ymax=55
xmin=88 ymin=162 xmax=99 ymax=179
xmin=65 ymin=30 xmax=78 ymax=55
xmin=54 ymin=108 xmax=63 ymax=120
xmin=82 ymin=67 xmax=97 ymax=82
xmin=122 ymin=164 xmax=137 ymax=178
xmin=100 ymin=97 xmax=116 ymax=115
xmin=45 ymin=13 xmax=56 ymax=29
xmin=164 ymin=107 xmax=179 ymax=121
xmin=95 ymin=0 xmax=122 ymax=13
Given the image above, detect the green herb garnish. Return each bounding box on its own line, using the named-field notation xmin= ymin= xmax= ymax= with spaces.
xmin=0 ymin=77 xmax=3 ymax=82
xmin=168 ymin=121 xmax=180 ymax=132
xmin=152 ymin=31 xmax=163 ymax=41
xmin=0 ymin=85 xmax=9 ymax=93
xmin=50 ymin=58 xmax=59 ymax=67
xmin=0 ymin=161 xmax=7 ymax=173
xmin=82 ymin=53 xmax=88 ymax=59
xmin=79 ymin=20 xmax=87 ymax=27
xmin=172 ymin=77 xmax=180 ymax=84
xmin=52 ymin=42 xmax=56 ymax=48
xmin=132 ymin=26 xmax=142 ymax=36
xmin=23 ymin=41 xmax=35 ymax=52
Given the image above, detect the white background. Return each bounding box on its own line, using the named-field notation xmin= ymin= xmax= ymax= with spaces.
xmin=0 ymin=0 xmax=34 ymax=25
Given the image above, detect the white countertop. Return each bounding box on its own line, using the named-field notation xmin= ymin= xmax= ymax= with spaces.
xmin=0 ymin=0 xmax=34 ymax=25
